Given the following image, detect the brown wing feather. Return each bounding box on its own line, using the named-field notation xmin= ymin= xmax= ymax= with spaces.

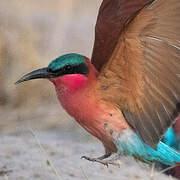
xmin=97 ymin=0 xmax=180 ymax=149
xmin=91 ymin=0 xmax=154 ymax=71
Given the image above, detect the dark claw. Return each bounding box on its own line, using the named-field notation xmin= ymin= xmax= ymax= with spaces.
xmin=81 ymin=156 xmax=88 ymax=160
xmin=81 ymin=156 xmax=109 ymax=167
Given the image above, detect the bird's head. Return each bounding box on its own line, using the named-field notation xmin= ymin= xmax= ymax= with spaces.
xmin=16 ymin=53 xmax=97 ymax=93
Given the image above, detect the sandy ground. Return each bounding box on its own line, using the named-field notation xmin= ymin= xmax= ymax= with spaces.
xmin=0 ymin=125 xmax=176 ymax=180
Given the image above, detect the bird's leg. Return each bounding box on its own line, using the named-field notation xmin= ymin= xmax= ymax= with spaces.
xmin=81 ymin=152 xmax=112 ymax=166
xmin=81 ymin=152 xmax=121 ymax=167
xmin=81 ymin=152 xmax=111 ymax=161
xmin=82 ymin=123 xmax=122 ymax=167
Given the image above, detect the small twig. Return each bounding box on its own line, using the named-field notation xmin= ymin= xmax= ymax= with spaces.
xmin=80 ymin=166 xmax=89 ymax=180
xmin=152 ymin=165 xmax=176 ymax=178
xmin=4 ymin=174 xmax=8 ymax=180
xmin=29 ymin=128 xmax=63 ymax=180
xmin=157 ymin=165 xmax=176 ymax=176
xmin=168 ymin=175 xmax=173 ymax=180
xmin=150 ymin=163 xmax=155 ymax=179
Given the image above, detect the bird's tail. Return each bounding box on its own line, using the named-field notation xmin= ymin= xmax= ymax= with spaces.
xmin=111 ymin=129 xmax=180 ymax=166
xmin=159 ymin=116 xmax=180 ymax=178
xmin=157 ymin=141 xmax=180 ymax=166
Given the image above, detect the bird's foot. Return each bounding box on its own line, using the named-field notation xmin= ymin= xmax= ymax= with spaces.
xmin=81 ymin=156 xmax=109 ymax=166
xmin=81 ymin=155 xmax=121 ymax=167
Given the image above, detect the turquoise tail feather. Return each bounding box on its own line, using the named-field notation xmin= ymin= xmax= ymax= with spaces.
xmin=113 ymin=130 xmax=180 ymax=166
xmin=158 ymin=127 xmax=180 ymax=178
xmin=164 ymin=127 xmax=179 ymax=150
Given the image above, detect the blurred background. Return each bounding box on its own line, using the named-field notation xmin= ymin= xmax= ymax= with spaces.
xmin=0 ymin=0 xmax=101 ymax=133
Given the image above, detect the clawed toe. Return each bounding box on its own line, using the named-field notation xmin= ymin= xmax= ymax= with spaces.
xmin=81 ymin=155 xmax=121 ymax=167
xmin=81 ymin=156 xmax=109 ymax=166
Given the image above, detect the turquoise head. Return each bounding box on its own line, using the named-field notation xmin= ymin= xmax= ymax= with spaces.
xmin=16 ymin=53 xmax=89 ymax=84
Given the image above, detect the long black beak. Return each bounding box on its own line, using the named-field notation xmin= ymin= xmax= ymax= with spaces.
xmin=15 ymin=67 xmax=54 ymax=84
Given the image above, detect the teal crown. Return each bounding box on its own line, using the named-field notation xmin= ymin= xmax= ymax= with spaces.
xmin=48 ymin=53 xmax=87 ymax=72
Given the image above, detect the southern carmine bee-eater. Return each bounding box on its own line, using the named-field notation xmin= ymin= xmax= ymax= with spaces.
xmin=16 ymin=0 xmax=180 ymax=168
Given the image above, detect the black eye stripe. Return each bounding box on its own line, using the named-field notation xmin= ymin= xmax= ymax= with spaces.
xmin=47 ymin=64 xmax=72 ymax=73
xmin=48 ymin=63 xmax=89 ymax=77
xmin=64 ymin=65 xmax=72 ymax=71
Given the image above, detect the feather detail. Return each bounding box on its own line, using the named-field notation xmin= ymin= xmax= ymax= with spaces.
xmin=112 ymin=129 xmax=180 ymax=166
xmin=92 ymin=0 xmax=154 ymax=71
xmin=96 ymin=0 xmax=180 ymax=149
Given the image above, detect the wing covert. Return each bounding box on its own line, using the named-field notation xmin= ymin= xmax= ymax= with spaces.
xmin=97 ymin=0 xmax=180 ymax=149
xmin=91 ymin=0 xmax=154 ymax=71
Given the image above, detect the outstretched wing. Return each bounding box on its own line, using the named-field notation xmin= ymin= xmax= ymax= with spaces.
xmin=97 ymin=0 xmax=180 ymax=149
xmin=91 ymin=0 xmax=154 ymax=71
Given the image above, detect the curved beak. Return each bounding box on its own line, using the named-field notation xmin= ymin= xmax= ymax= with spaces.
xmin=15 ymin=67 xmax=54 ymax=84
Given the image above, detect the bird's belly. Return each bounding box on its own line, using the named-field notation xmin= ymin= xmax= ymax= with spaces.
xmin=58 ymin=90 xmax=130 ymax=153
xmin=78 ymin=117 xmax=117 ymax=152
xmin=73 ymin=105 xmax=130 ymax=153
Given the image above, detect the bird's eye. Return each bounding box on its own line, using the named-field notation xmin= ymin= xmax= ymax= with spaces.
xmin=64 ymin=64 xmax=72 ymax=71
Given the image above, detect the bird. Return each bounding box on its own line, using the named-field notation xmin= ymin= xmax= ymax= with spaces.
xmin=16 ymin=0 xmax=180 ymax=167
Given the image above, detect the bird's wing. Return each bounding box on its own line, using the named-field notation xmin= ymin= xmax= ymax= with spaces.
xmin=96 ymin=0 xmax=180 ymax=149
xmin=91 ymin=0 xmax=154 ymax=71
